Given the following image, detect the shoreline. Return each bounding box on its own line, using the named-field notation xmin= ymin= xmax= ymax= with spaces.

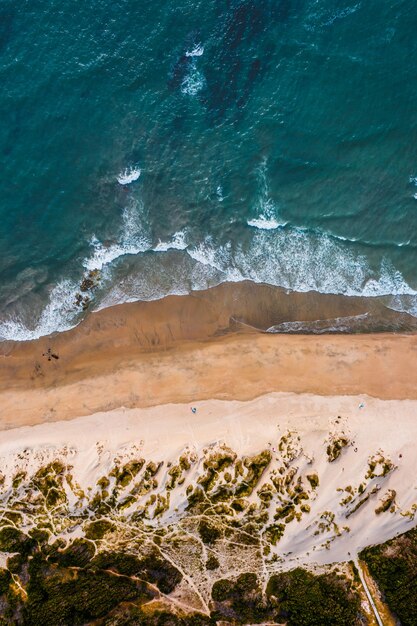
xmin=1 ymin=280 xmax=417 ymax=347
xmin=0 ymin=281 xmax=417 ymax=428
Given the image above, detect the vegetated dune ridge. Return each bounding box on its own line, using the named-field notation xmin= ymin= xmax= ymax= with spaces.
xmin=1 ymin=281 xmax=417 ymax=428
xmin=0 ymin=393 xmax=416 ymax=565
xmin=0 ymin=393 xmax=415 ymax=622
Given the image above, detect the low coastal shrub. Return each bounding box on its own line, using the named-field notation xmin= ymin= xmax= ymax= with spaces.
xmin=212 ymin=572 xmax=271 ymax=623
xmin=266 ymin=568 xmax=361 ymax=625
xmin=206 ymin=554 xmax=220 ymax=570
xmin=23 ymin=553 xmax=155 ymax=625
xmin=51 ymin=538 xmax=95 ymax=568
xmin=198 ymin=518 xmax=222 ymax=544
xmin=0 ymin=527 xmax=35 ymax=556
xmin=326 ymin=437 xmax=349 ymax=462
xmin=306 ymin=473 xmax=319 ymax=489
xmin=99 ymin=606 xmax=215 ymax=625
xmin=360 ymin=526 xmax=417 ymax=625
xmin=92 ymin=549 xmax=182 ymax=594
xmin=0 ymin=568 xmax=11 ymax=595
xmin=84 ymin=519 xmax=116 ymax=540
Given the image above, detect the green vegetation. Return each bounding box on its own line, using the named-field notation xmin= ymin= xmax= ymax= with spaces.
xmin=210 ymin=569 xmax=362 ymax=625
xmin=375 ymin=489 xmax=396 ymax=514
xmin=84 ymin=519 xmax=116 ymax=539
xmin=326 ymin=437 xmax=349 ymax=462
xmin=50 ymin=538 xmax=95 ymax=568
xmin=360 ymin=526 xmax=417 ymax=625
xmin=0 ymin=442 xmax=394 ymax=624
xmin=266 ymin=568 xmax=361 ymax=625
xmin=212 ymin=572 xmax=271 ymax=623
xmin=198 ymin=518 xmax=222 ymax=545
xmin=99 ymin=606 xmax=215 ymax=625
xmin=235 ymin=450 xmax=272 ymax=497
xmin=24 ymin=553 xmax=155 ymax=625
xmin=92 ymin=549 xmax=182 ymax=594
xmin=365 ymin=453 xmax=395 ymax=479
xmin=0 ymin=568 xmax=11 ymax=594
xmin=206 ymin=554 xmax=219 ymax=570
xmin=0 ymin=516 xmax=365 ymax=625
xmin=263 ymin=523 xmax=285 ymax=545
xmin=111 ymin=459 xmax=145 ymax=488
xmin=306 ymin=473 xmax=319 ymax=489
xmin=0 ymin=527 xmax=35 ymax=556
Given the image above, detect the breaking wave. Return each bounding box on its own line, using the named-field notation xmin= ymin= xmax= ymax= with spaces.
xmin=117 ymin=166 xmax=141 ymax=185
xmin=1 ymin=207 xmax=417 ymax=341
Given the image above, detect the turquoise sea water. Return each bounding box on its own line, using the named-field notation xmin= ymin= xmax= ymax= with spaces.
xmin=1 ymin=0 xmax=417 ymax=339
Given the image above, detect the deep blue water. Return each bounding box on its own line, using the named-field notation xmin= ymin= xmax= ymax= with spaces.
xmin=1 ymin=0 xmax=417 ymax=339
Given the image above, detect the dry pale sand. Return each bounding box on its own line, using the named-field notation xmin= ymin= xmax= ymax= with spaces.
xmin=0 ymin=282 xmax=417 ymax=428
xmin=1 ymin=392 xmax=416 ymax=568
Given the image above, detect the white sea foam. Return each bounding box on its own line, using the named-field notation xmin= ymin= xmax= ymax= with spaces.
xmin=266 ymin=312 xmax=371 ymax=334
xmin=0 ymin=280 xmax=79 ymax=341
xmin=181 ymin=66 xmax=205 ymax=96
xmin=186 ymin=227 xmax=417 ymax=299
xmin=323 ymin=3 xmax=361 ymax=27
xmin=0 ymin=200 xmax=152 ymax=341
xmin=182 ymin=43 xmax=205 ymax=96
xmin=83 ymin=201 xmax=151 ymax=271
xmin=185 ymin=44 xmax=204 ymax=57
xmin=117 ymin=166 xmax=141 ymax=185
xmin=3 ymin=221 xmax=417 ymax=342
xmin=187 ymin=238 xmax=243 ymax=282
xmin=247 ymin=159 xmax=287 ymax=230
xmin=153 ymin=230 xmax=187 ymax=252
xmin=386 ymin=294 xmax=417 ymax=319
xmin=247 ymin=216 xmax=283 ymax=230
xmin=3 ymin=189 xmax=417 ymax=342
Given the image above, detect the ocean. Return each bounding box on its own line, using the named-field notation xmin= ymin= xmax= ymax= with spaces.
xmin=1 ymin=0 xmax=417 ymax=340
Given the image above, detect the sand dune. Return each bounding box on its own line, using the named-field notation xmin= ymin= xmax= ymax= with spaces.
xmin=1 ymin=392 xmax=416 ymax=572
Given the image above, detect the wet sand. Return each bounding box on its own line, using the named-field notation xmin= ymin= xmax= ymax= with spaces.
xmin=0 ymin=282 xmax=416 ymax=429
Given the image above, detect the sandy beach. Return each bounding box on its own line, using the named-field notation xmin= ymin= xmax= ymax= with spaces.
xmin=1 ymin=282 xmax=417 ymax=428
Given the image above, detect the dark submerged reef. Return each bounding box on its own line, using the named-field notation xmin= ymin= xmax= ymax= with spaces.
xmin=201 ymin=0 xmax=288 ymax=123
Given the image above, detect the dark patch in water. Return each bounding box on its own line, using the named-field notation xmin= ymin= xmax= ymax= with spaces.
xmin=0 ymin=3 xmax=15 ymax=53
xmin=201 ymin=0 xmax=290 ymax=123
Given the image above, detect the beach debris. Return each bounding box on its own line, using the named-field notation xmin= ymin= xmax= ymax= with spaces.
xmin=191 ymin=407 xmax=197 ymax=414
xmin=42 ymin=347 xmax=59 ymax=361
xmin=359 ymin=402 xmax=365 ymax=409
